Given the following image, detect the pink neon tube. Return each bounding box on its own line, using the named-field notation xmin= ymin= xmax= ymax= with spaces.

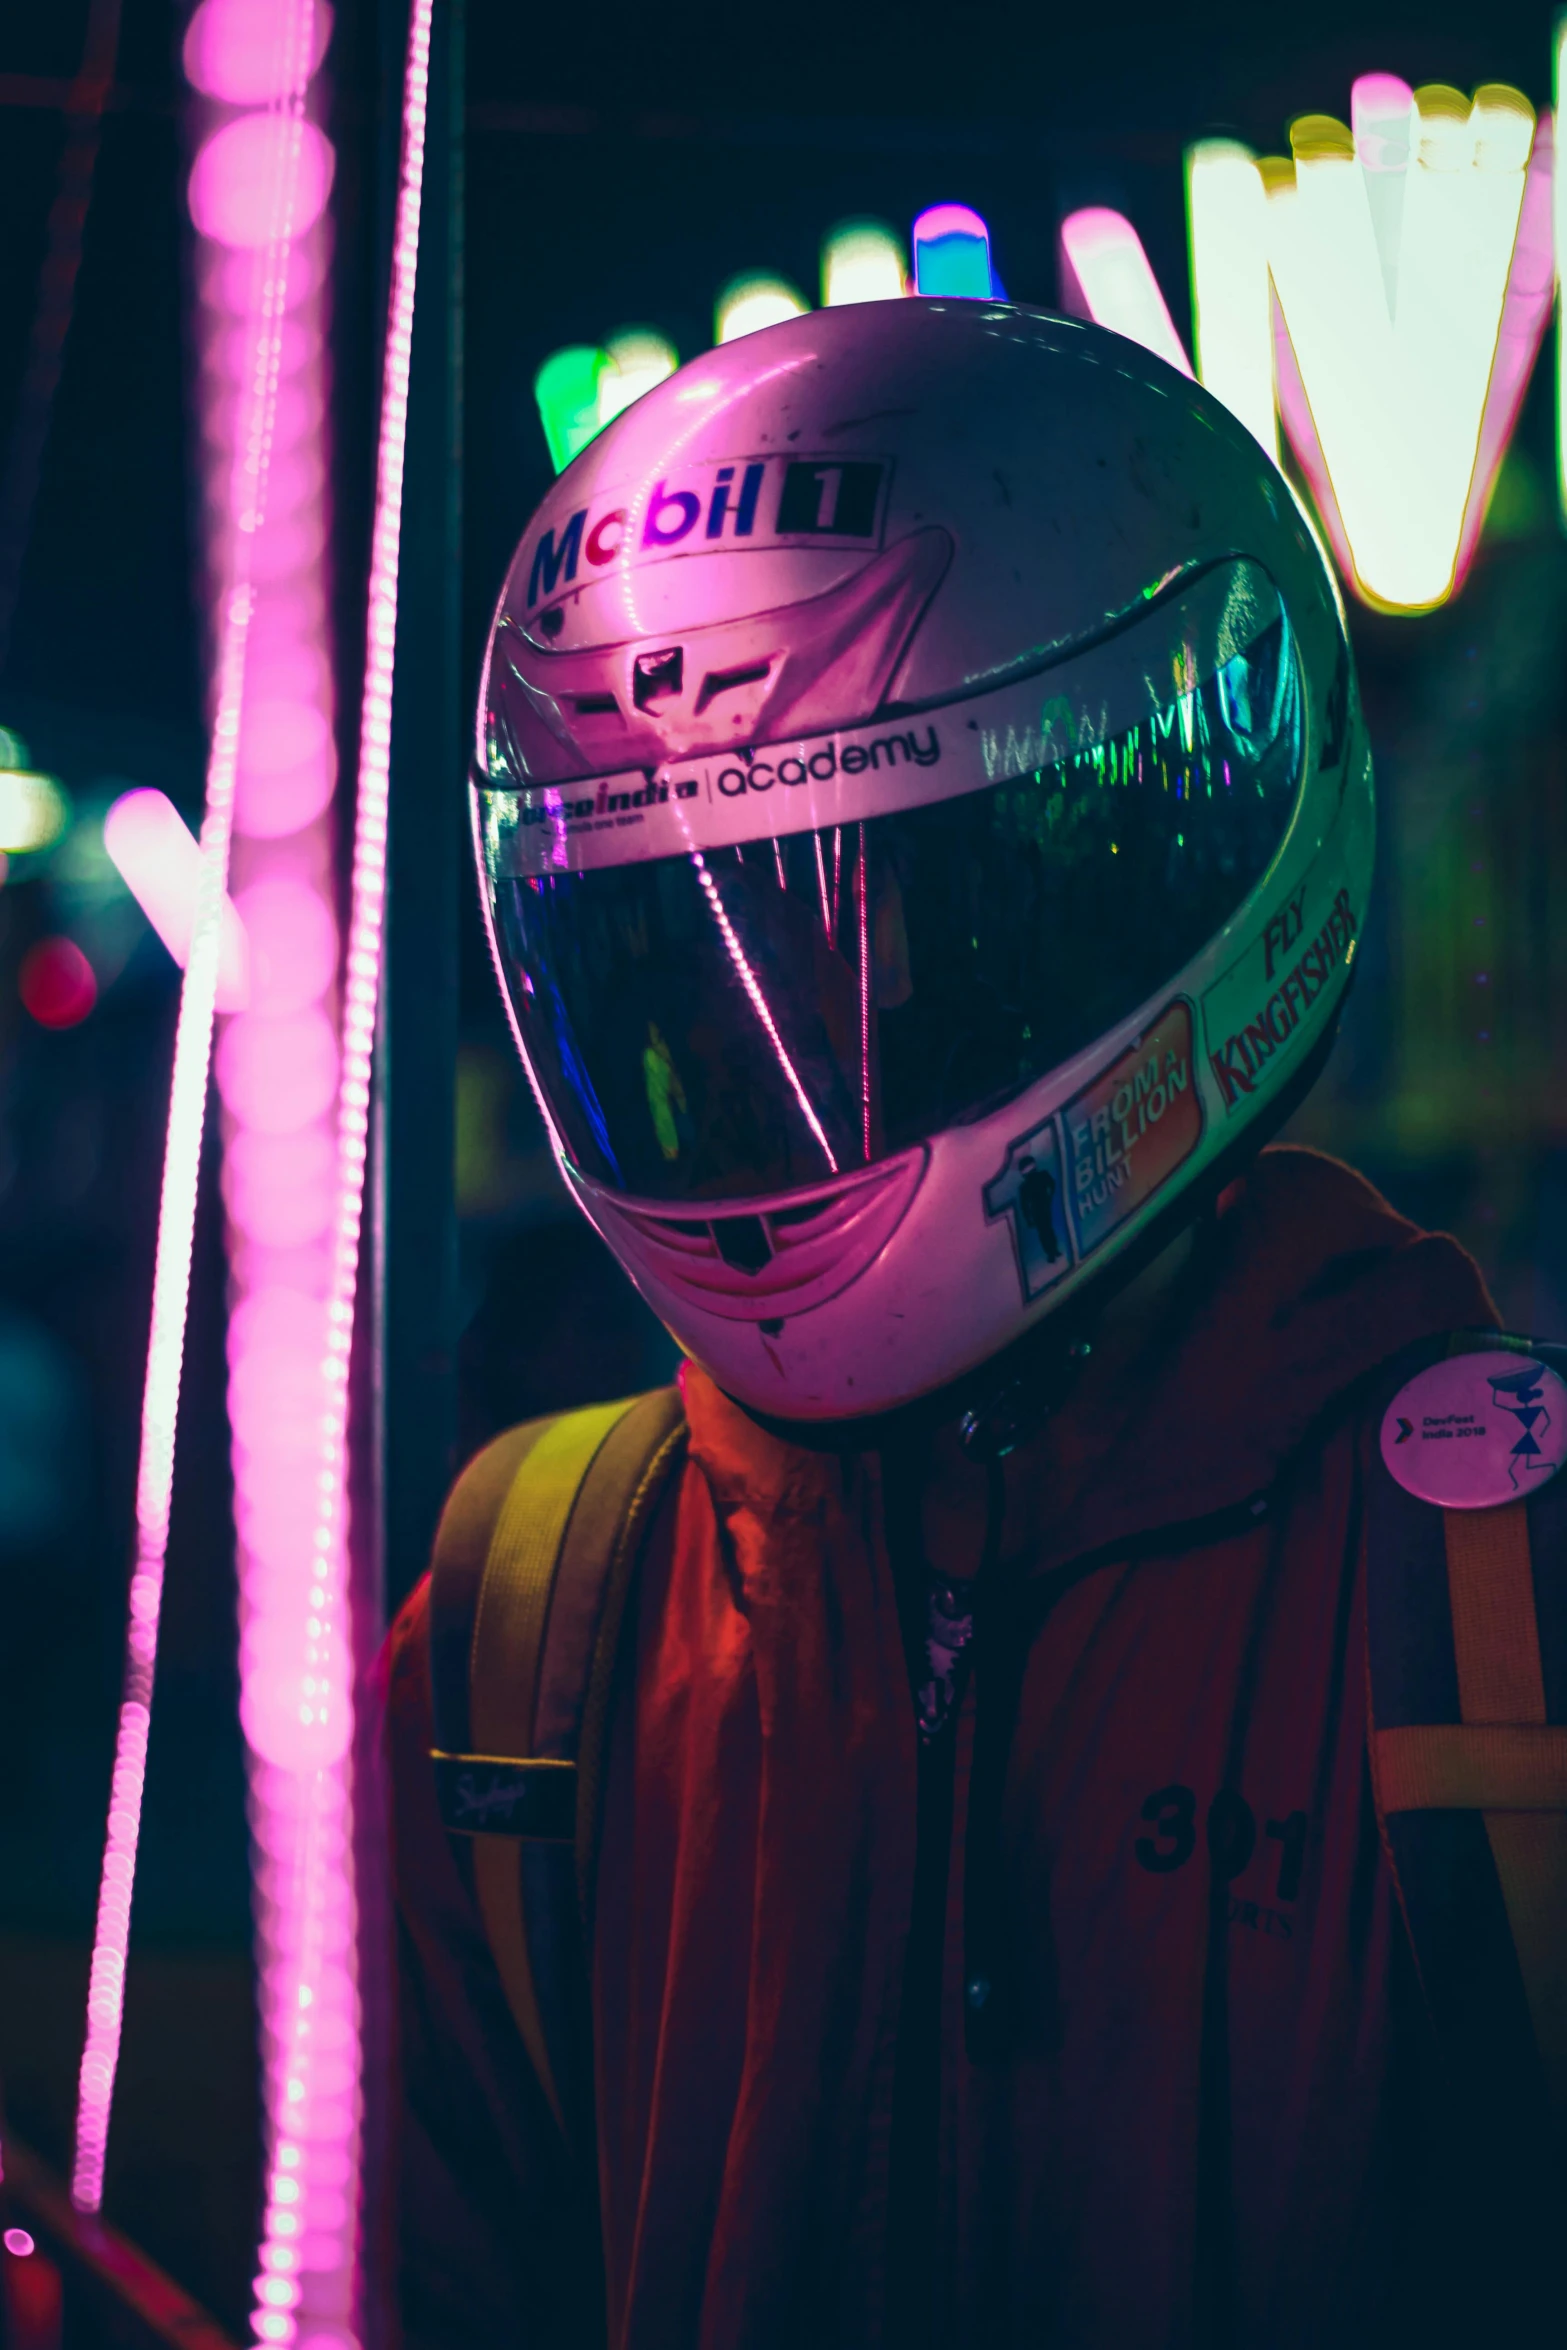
xmin=72 ymin=0 xmax=325 ymax=2217
xmin=180 ymin=0 xmax=420 ymax=2335
xmin=244 ymin=1 xmax=435 ymax=2333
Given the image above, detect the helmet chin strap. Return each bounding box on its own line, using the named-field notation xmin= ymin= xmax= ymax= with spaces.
xmin=735 ymin=985 xmax=1351 ymax=1462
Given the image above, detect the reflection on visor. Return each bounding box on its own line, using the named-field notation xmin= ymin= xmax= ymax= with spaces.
xmin=481 ymin=615 xmax=1305 ymax=1204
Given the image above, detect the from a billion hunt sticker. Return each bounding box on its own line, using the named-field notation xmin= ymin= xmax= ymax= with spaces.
xmin=1062 ymin=1000 xmax=1202 ymax=1258
xmin=982 ymin=1000 xmax=1201 ymax=1305
xmin=1379 ymin=1351 xmax=1567 ymax=1509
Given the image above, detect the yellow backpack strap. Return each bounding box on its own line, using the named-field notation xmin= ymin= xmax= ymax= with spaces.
xmin=427 ymin=1388 xmax=686 ymax=2144
xmin=1368 ymin=1334 xmax=1567 ymax=2131
xmin=1375 ymin=1502 xmax=1567 ymax=2107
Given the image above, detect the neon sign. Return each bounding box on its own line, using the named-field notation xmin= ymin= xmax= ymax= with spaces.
xmin=534 ymin=66 xmax=1562 ymax=617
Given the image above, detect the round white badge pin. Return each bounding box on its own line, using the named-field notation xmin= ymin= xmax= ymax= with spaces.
xmin=1380 ymin=1350 xmax=1567 ymax=1509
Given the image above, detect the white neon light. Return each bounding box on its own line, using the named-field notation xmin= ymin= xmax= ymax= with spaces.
xmin=0 ymin=766 xmax=69 ymax=854
xmin=821 ymin=220 xmax=906 ymax=306
xmin=1059 ymin=207 xmax=1193 ymax=378
xmin=598 ymin=328 xmax=679 ymax=428
xmin=1186 ymin=141 xmax=1277 ymax=454
xmin=1352 ymin=72 xmax=1414 ymax=315
xmin=1268 ymin=79 xmax=1541 ymax=610
xmin=73 ymin=0 xmax=322 ymax=2219
xmin=715 ymin=272 xmax=809 ymax=344
xmin=103 ymin=788 xmax=250 ymax=1008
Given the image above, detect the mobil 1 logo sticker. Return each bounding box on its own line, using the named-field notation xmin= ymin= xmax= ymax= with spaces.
xmin=775 ymin=457 xmax=889 ymax=538
xmin=521 ymin=453 xmax=893 ymax=609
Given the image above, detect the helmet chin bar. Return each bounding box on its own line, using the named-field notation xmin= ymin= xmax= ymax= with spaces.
xmin=736 ymin=986 xmax=1351 ymax=1463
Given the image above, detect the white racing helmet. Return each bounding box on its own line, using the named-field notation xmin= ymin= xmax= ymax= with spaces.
xmin=473 ymin=300 xmax=1372 ymax=1423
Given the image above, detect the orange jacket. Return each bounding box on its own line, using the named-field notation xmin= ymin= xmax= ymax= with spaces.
xmin=385 ymin=1148 xmax=1536 ymax=2347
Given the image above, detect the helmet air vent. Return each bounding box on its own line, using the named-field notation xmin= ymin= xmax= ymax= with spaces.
xmin=632 ymin=646 xmax=683 ymax=708
xmin=711 ymin=1214 xmax=773 ymax=1273
xmin=580 ymin=1145 xmax=928 ymax=1322
xmin=695 ymin=659 xmax=774 ymax=715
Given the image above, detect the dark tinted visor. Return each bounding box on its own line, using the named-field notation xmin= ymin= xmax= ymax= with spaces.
xmin=477 ymin=605 xmax=1305 ymax=1204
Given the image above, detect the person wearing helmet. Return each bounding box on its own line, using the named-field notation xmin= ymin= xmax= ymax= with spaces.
xmin=382 ymin=302 xmax=1562 ymax=2347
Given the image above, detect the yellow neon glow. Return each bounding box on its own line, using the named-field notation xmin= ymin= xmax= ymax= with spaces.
xmin=1557 ymin=17 xmax=1567 ymax=526
xmin=0 ymin=768 xmax=69 ymax=854
xmin=598 ymin=328 xmax=679 ymax=428
xmin=1268 ymin=78 xmax=1536 ymax=611
xmin=821 ymin=220 xmax=906 ymax=306
xmin=716 ymin=272 xmax=809 ymax=345
xmin=1058 ymin=209 xmax=1192 ymax=379
xmin=1186 ymin=140 xmax=1277 ymax=455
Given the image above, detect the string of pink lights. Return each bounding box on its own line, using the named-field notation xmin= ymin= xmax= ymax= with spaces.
xmin=71 ymin=0 xmax=326 ymax=2226
xmin=241 ymin=0 xmax=434 ymax=2337
xmin=72 ymin=0 xmax=435 ymax=2342
xmin=186 ymin=0 xmax=367 ymax=2336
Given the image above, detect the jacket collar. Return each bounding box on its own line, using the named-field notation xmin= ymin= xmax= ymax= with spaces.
xmin=681 ymin=1147 xmax=1497 ymax=1576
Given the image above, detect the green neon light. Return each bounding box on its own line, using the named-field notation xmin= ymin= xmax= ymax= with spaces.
xmin=533 ymin=345 xmax=608 ymax=475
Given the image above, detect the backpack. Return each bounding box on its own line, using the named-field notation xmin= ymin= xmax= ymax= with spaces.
xmin=426 ymin=1342 xmax=1567 ymax=2165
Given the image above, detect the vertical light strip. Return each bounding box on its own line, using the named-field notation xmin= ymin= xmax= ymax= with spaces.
xmin=72 ymin=0 xmax=322 ymax=2217
xmin=245 ymin=4 xmax=434 ymax=2339
xmin=185 ymin=0 xmax=358 ymax=2339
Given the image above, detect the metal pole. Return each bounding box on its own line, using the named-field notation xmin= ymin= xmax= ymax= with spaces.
xmin=374 ymin=0 xmax=463 ymax=1621
xmin=355 ymin=10 xmax=461 ymax=2335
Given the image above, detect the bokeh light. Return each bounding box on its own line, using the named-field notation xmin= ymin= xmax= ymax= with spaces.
xmin=0 ymin=767 xmax=70 ymax=854
xmin=598 ymin=328 xmax=679 ymax=427
xmin=20 ymin=938 xmax=97 ymax=1029
xmin=183 ymin=0 xmax=334 ymax=103
xmin=72 ymin=0 xmax=370 ymax=2331
xmin=1059 ymin=206 xmax=1194 ymax=377
xmin=533 ymin=344 xmax=607 ymax=473
xmin=715 ymin=272 xmax=809 ymax=343
xmin=911 ymin=203 xmax=993 ymax=298
xmin=188 ymin=115 xmax=335 ymax=249
xmin=822 ymin=218 xmax=906 ymax=306
xmin=103 ymin=788 xmax=250 ymax=1009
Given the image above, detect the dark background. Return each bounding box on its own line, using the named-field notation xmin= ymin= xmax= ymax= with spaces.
xmin=0 ymin=0 xmax=1564 ymax=2328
